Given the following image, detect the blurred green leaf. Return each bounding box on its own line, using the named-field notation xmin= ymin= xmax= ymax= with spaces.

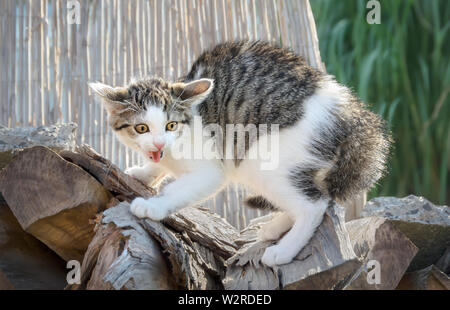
xmin=311 ymin=0 xmax=450 ymax=204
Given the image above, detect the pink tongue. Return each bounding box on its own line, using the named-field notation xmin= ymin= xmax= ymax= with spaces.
xmin=150 ymin=151 xmax=161 ymax=163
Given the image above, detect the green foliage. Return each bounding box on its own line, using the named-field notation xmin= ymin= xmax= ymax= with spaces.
xmin=310 ymin=0 xmax=450 ymax=204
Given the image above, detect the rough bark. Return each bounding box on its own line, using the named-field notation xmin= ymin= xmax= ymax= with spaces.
xmin=60 ymin=144 xmax=156 ymax=202
xmin=223 ymin=204 xmax=362 ymax=290
xmin=71 ymin=202 xmax=239 ymax=290
xmin=0 ymin=146 xmax=112 ymax=262
xmin=69 ymin=205 xmax=175 ymax=290
xmin=345 ymin=216 xmax=418 ymax=289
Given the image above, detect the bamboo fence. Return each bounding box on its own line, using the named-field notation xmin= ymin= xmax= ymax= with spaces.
xmin=0 ymin=0 xmax=325 ymax=229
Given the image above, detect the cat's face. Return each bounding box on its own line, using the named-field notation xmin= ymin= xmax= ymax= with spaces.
xmin=89 ymin=77 xmax=213 ymax=163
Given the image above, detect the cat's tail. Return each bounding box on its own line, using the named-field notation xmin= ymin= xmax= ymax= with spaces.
xmin=322 ymin=105 xmax=392 ymax=202
xmin=244 ymin=196 xmax=278 ymax=211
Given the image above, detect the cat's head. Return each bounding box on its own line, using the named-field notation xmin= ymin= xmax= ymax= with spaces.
xmin=89 ymin=77 xmax=213 ymax=163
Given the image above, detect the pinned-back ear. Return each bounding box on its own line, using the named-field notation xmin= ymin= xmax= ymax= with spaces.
xmin=171 ymin=78 xmax=214 ymax=106
xmin=88 ymin=82 xmax=131 ymax=114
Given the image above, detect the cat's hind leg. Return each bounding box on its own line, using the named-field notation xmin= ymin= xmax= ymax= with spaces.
xmin=261 ymin=197 xmax=328 ymax=266
xmin=258 ymin=168 xmax=330 ymax=266
xmin=243 ymin=196 xmax=294 ymax=241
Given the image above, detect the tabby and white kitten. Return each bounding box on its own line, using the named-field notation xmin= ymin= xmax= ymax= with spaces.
xmin=89 ymin=41 xmax=391 ymax=266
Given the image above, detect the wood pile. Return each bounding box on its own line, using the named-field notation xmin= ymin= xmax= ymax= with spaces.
xmin=0 ymin=125 xmax=448 ymax=290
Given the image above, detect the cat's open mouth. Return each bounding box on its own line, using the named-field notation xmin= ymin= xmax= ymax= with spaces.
xmin=148 ymin=150 xmax=164 ymax=163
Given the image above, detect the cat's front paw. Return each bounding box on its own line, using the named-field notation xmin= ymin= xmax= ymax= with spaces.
xmin=130 ymin=197 xmax=169 ymax=221
xmin=261 ymin=244 xmax=297 ymax=267
xmin=125 ymin=166 xmax=153 ymax=184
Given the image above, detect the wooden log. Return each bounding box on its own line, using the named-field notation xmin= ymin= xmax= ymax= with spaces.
xmin=60 ymin=144 xmax=156 ymax=201
xmin=71 ymin=202 xmax=239 ymax=290
xmin=0 ymin=142 xmax=382 ymax=290
xmin=0 ymin=146 xmax=112 ymax=262
xmin=435 ymin=247 xmax=450 ymax=275
xmin=396 ymin=265 xmax=450 ymax=290
xmin=0 ymin=195 xmax=67 ymax=289
xmin=223 ymin=203 xmax=362 ymax=290
xmin=62 ymin=146 xmax=240 ymax=290
xmin=0 ymin=269 xmax=14 ymax=290
xmin=345 ymin=216 xmax=418 ymax=290
xmin=344 ymin=191 xmax=367 ymax=222
xmin=362 ymin=195 xmax=450 ymax=271
xmin=163 ymin=205 xmax=239 ymax=259
xmin=68 ymin=206 xmax=175 ymax=290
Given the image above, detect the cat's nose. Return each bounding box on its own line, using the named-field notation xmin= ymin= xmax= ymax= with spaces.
xmin=154 ymin=142 xmax=165 ymax=150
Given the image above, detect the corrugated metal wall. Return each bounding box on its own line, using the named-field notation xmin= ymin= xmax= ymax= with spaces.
xmin=0 ymin=0 xmax=324 ymax=230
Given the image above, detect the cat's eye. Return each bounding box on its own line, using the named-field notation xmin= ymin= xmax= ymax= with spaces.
xmin=135 ymin=124 xmax=149 ymax=134
xmin=166 ymin=121 xmax=178 ymax=131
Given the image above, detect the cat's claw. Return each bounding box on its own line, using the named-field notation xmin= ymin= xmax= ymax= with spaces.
xmin=261 ymin=244 xmax=297 ymax=267
xmin=130 ymin=197 xmax=169 ymax=221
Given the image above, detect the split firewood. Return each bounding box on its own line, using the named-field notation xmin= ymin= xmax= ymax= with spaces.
xmin=60 ymin=144 xmax=156 ymax=202
xmin=70 ymin=202 xmax=239 ymax=290
xmin=0 ymin=146 xmax=112 ymax=262
xmin=362 ymin=196 xmax=450 ymax=271
xmin=396 ymin=265 xmax=450 ymax=290
xmin=223 ymin=204 xmax=362 ymax=290
xmin=345 ymin=216 xmax=418 ymax=289
xmin=0 ymin=197 xmax=67 ymax=289
xmin=3 ymin=142 xmax=442 ymax=290
xmin=435 ymin=247 xmax=450 ymax=275
xmin=0 ymin=269 xmax=14 ymax=290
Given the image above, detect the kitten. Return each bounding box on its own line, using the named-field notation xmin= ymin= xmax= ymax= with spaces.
xmin=89 ymin=41 xmax=391 ymax=267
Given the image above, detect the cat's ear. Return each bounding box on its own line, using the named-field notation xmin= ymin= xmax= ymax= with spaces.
xmin=88 ymin=82 xmax=131 ymax=114
xmin=170 ymin=79 xmax=214 ymax=107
